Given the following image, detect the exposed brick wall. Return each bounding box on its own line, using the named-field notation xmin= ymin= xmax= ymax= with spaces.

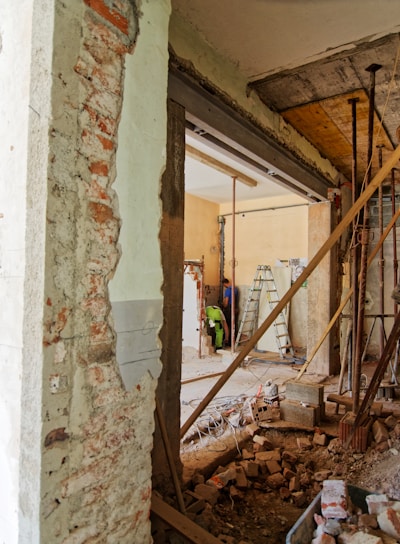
xmin=41 ymin=2 xmax=157 ymax=542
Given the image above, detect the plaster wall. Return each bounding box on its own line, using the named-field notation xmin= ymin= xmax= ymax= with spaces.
xmin=36 ymin=1 xmax=169 ymax=542
xmin=0 ymin=1 xmax=52 ymax=541
xmin=109 ymin=0 xmax=170 ymax=388
xmin=222 ymin=194 xmax=308 ymax=347
xmin=184 ymin=193 xmax=220 ymax=285
xmin=220 ymin=195 xmax=308 ymax=284
xmin=169 ymin=11 xmax=340 ymax=186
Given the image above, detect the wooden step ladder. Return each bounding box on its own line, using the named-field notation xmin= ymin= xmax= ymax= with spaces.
xmin=235 ymin=265 xmax=294 ymax=357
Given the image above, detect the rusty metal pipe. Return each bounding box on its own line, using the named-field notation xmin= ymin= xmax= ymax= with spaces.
xmin=377 ymin=145 xmax=385 ymax=356
xmin=392 ymin=169 xmax=398 ymax=317
xmin=349 ymin=97 xmax=359 ymax=394
xmin=231 ymin=176 xmax=236 ymax=353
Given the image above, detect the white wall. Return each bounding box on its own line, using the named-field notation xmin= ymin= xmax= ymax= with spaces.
xmin=109 ymin=1 xmax=169 ymax=303
xmin=0 ymin=1 xmax=51 ymax=542
xmin=109 ymin=1 xmax=171 ymax=387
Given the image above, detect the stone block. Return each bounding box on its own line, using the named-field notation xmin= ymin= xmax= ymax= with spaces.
xmin=314 ymin=469 xmax=332 ymax=482
xmin=297 ymin=436 xmax=312 ymax=450
xmin=366 ymin=494 xmax=390 ymax=515
xmin=283 ymin=467 xmax=296 ymax=480
xmin=292 ymin=491 xmax=307 ymax=507
xmin=280 ymin=399 xmax=320 ymax=427
xmin=358 ymin=513 xmax=378 ymax=529
xmin=194 ymin=484 xmax=219 ymax=505
xmin=289 ymin=475 xmax=300 ymax=492
xmin=282 ymin=450 xmax=298 ymax=464
xmin=378 ymin=508 xmax=400 ymax=539
xmin=255 ymin=449 xmax=281 ymax=462
xmin=241 ymin=448 xmax=254 ymax=460
xmin=240 ymin=460 xmax=259 ymax=478
xmin=384 ymin=415 xmax=398 ymax=429
xmin=285 ymin=380 xmax=324 ymax=405
xmin=246 ymin=423 xmax=260 ymax=437
xmin=321 ymin=480 xmax=349 ymax=519
xmin=235 ymin=466 xmax=248 ymax=489
xmin=345 ymin=533 xmax=383 ymax=544
xmin=279 ymin=487 xmax=291 ymax=500
xmin=253 ymin=435 xmax=273 ymax=449
xmin=266 ymin=460 xmax=281 ymax=474
xmin=373 ymin=420 xmax=389 ymax=444
xmin=313 ymin=432 xmax=328 ymax=446
xmin=267 ymin=472 xmax=286 ymax=489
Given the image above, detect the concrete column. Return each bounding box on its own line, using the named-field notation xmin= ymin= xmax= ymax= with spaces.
xmin=307 ymin=201 xmax=341 ymax=376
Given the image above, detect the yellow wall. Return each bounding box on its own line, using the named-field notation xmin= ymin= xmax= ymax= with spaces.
xmin=220 ymin=194 xmax=308 ymax=284
xmin=184 ymin=193 xmax=220 ymax=285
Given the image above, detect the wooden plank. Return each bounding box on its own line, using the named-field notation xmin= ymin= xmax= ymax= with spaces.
xmin=283 ymin=89 xmax=394 ymax=184
xmin=180 ymin=146 xmax=400 ymax=438
xmin=186 ymin=144 xmax=257 ymax=187
xmin=327 ymin=393 xmax=383 ymax=416
xmin=151 ymin=493 xmax=221 ymax=544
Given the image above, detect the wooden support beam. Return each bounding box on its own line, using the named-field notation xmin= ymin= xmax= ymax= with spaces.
xmin=186 ymin=144 xmax=258 ymax=187
xmin=151 ymin=492 xmax=221 ymax=544
xmin=346 ymin=311 xmax=400 ymax=446
xmin=182 ymin=372 xmax=225 ymax=385
xmin=155 ymin=398 xmax=186 ymax=514
xmin=180 ymin=145 xmax=400 ymax=439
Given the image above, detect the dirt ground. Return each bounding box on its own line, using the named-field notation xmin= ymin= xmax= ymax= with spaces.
xmin=171 ymin=350 xmax=400 ymax=544
xmin=179 ymin=420 xmax=400 ymax=543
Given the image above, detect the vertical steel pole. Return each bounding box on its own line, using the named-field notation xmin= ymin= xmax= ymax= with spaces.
xmin=349 ymin=97 xmax=359 ymax=394
xmin=392 ymin=169 xmax=399 ymax=317
xmin=377 ymin=145 xmax=385 ymax=356
xmin=353 ymin=63 xmax=382 ymax=412
xmin=231 ymin=176 xmax=237 ymax=353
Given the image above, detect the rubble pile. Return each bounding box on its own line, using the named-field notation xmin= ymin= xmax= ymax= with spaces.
xmin=311 ymin=479 xmax=400 ymax=544
xmin=178 ymin=413 xmax=400 ymax=543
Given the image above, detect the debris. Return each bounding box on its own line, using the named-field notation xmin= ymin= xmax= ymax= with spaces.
xmin=245 ymin=422 xmax=260 ymax=437
xmin=377 ymin=508 xmax=400 ymax=539
xmin=321 ymin=480 xmax=349 ymax=519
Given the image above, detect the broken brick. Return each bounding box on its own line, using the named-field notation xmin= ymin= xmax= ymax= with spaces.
xmin=372 ymin=420 xmax=389 ymax=444
xmin=321 ymin=480 xmax=349 ymax=519
xmin=266 ymin=460 xmax=281 ymax=475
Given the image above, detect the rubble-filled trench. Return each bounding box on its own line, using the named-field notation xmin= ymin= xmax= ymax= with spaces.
xmin=153 ymin=404 xmax=400 ymax=544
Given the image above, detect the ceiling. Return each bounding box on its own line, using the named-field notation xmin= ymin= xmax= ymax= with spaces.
xmin=172 ymin=0 xmax=400 ymax=203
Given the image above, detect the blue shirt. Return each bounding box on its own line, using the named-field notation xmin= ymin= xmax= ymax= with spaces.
xmin=224 ymin=286 xmax=238 ymax=305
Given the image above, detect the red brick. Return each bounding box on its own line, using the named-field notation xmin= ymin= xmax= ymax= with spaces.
xmin=81 ymin=295 xmax=109 ymax=317
xmin=87 ymin=179 xmax=111 ymax=203
xmin=88 ymin=201 xmax=114 ymax=223
xmin=96 ymin=133 xmax=114 ymax=150
xmin=84 ymin=0 xmax=129 ymax=35
xmin=85 ymin=15 xmax=131 ymax=56
xmin=90 ymin=160 xmax=109 ymax=176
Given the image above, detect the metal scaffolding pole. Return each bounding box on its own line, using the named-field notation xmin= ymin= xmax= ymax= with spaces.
xmin=353 ymin=63 xmax=382 ymax=412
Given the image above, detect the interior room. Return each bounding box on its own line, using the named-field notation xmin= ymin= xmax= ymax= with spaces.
xmin=2 ymin=1 xmax=400 ymax=543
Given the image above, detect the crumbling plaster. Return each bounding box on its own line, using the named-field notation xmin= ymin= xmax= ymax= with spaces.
xmin=168 ymin=10 xmax=341 ymax=187
xmin=1 ymin=0 xmax=172 ymax=542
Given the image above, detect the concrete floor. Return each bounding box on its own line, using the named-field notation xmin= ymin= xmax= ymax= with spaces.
xmin=180 ymin=345 xmax=400 ymax=478
xmin=181 ymin=346 xmax=334 ymax=428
